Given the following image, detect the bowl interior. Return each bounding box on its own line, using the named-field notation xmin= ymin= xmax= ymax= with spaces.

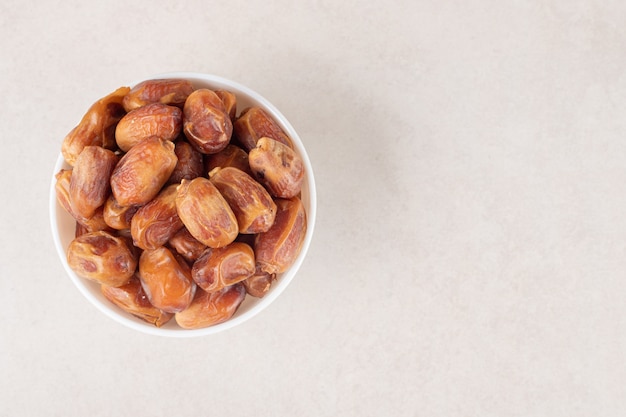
xmin=49 ymin=72 xmax=316 ymax=337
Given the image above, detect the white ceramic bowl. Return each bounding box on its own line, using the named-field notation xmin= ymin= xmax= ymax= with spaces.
xmin=49 ymin=72 xmax=316 ymax=337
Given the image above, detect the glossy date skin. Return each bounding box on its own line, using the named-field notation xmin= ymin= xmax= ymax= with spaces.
xmin=66 ymin=230 xmax=137 ymax=286
xmin=214 ymin=90 xmax=237 ymax=121
xmin=183 ymin=89 xmax=232 ymax=154
xmin=204 ymin=144 xmax=252 ymax=176
xmin=138 ymin=246 xmax=196 ymax=313
xmin=209 ymin=167 xmax=276 ymax=234
xmin=243 ymin=265 xmax=276 ymax=298
xmin=254 ymin=197 xmax=307 ymax=275
xmin=248 ymin=137 xmax=304 ymax=199
xmin=130 ymin=184 xmax=183 ymax=251
xmin=233 ymin=106 xmax=292 ymax=151
xmin=167 ymin=140 xmax=204 ymax=185
xmin=110 ymin=136 xmax=178 ymax=207
xmin=115 ymin=103 xmax=182 ymax=152
xmin=103 ymin=195 xmax=139 ymax=230
xmin=167 ymin=227 xmax=207 ymax=263
xmin=174 ymin=283 xmax=246 ymax=330
xmin=123 ymin=78 xmax=194 ymax=112
xmin=101 ymin=276 xmax=173 ymax=327
xmin=58 ymin=168 xmax=113 ymax=234
xmin=175 ymin=177 xmax=239 ymax=248
xmin=191 ymin=242 xmax=255 ymax=293
xmin=61 ymin=86 xmax=129 ymax=166
xmin=69 ymin=146 xmax=118 ymax=220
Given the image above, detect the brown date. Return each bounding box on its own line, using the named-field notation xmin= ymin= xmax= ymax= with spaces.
xmin=57 ymin=169 xmax=112 ymax=234
xmin=255 ymin=197 xmax=307 ymax=274
xmin=204 ymin=144 xmax=252 ymax=176
xmin=130 ymin=184 xmax=183 ymax=250
xmin=174 ymin=283 xmax=246 ymax=330
xmin=69 ymin=146 xmax=118 ymax=220
xmin=209 ymin=167 xmax=276 ymax=234
xmin=101 ymin=276 xmax=173 ymax=327
xmin=233 ymin=106 xmax=292 ymax=151
xmin=55 ymin=169 xmax=73 ymax=215
xmin=75 ymin=207 xmax=112 ymax=236
xmin=248 ymin=137 xmax=304 ymax=198
xmin=61 ymin=86 xmax=129 ymax=166
xmin=167 ymin=227 xmax=207 ymax=263
xmin=214 ymin=90 xmax=237 ymax=121
xmin=175 ymin=177 xmax=239 ymax=248
xmin=183 ymin=89 xmax=232 ymax=154
xmin=191 ymin=242 xmax=255 ymax=293
xmin=167 ymin=140 xmax=204 ymax=185
xmin=110 ymin=136 xmax=178 ymax=207
xmin=115 ymin=103 xmax=182 ymax=152
xmin=66 ymin=230 xmax=137 ymax=286
xmin=138 ymin=246 xmax=196 ymax=313
xmin=243 ymin=265 xmax=276 ymax=298
xmin=123 ymin=78 xmax=194 ymax=112
xmin=103 ymin=195 xmax=139 ymax=230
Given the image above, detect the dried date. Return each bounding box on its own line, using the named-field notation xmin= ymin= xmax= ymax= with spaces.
xmin=130 ymin=184 xmax=183 ymax=250
xmin=175 ymin=177 xmax=239 ymax=248
xmin=175 ymin=283 xmax=246 ymax=329
xmin=138 ymin=246 xmax=196 ymax=313
xmin=204 ymin=144 xmax=252 ymax=176
xmin=115 ymin=103 xmax=182 ymax=152
xmin=191 ymin=242 xmax=255 ymax=292
xmin=254 ymin=197 xmax=307 ymax=274
xmin=209 ymin=167 xmax=276 ymax=234
xmin=61 ymin=86 xmax=129 ymax=165
xmin=101 ymin=276 xmax=173 ymax=327
xmin=66 ymin=230 xmax=137 ymax=286
xmin=167 ymin=140 xmax=204 ymax=184
xmin=233 ymin=106 xmax=292 ymax=151
xmin=69 ymin=146 xmax=118 ymax=220
xmin=123 ymin=78 xmax=194 ymax=111
xmin=110 ymin=136 xmax=178 ymax=206
xmin=183 ymin=89 xmax=232 ymax=154
xmin=248 ymin=137 xmax=304 ymax=198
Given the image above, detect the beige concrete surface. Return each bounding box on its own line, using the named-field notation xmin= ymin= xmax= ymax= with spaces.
xmin=1 ymin=1 xmax=625 ymax=415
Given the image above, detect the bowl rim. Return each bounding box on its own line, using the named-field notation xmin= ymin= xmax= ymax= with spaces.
xmin=50 ymin=72 xmax=316 ymax=337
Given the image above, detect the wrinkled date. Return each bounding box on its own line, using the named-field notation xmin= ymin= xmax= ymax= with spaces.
xmin=138 ymin=246 xmax=196 ymax=313
xmin=167 ymin=227 xmax=207 ymax=263
xmin=69 ymin=146 xmax=118 ymax=220
xmin=233 ymin=106 xmax=292 ymax=151
xmin=101 ymin=276 xmax=173 ymax=327
xmin=205 ymin=144 xmax=252 ymax=176
xmin=57 ymin=78 xmax=308 ymax=329
xmin=115 ymin=103 xmax=182 ymax=152
xmin=123 ymin=78 xmax=194 ymax=111
xmin=183 ymin=89 xmax=232 ymax=154
xmin=248 ymin=137 xmax=304 ymax=199
xmin=103 ymin=195 xmax=139 ymax=230
xmin=209 ymin=167 xmax=276 ymax=234
xmin=191 ymin=242 xmax=256 ymax=292
xmin=66 ymin=231 xmax=137 ymax=286
xmin=255 ymin=197 xmax=307 ymax=275
xmin=167 ymin=141 xmax=204 ymax=185
xmin=61 ymin=86 xmax=129 ymax=166
xmin=243 ymin=265 xmax=276 ymax=298
xmin=131 ymin=184 xmax=183 ymax=251
xmin=110 ymin=136 xmax=178 ymax=206
xmin=175 ymin=283 xmax=246 ymax=329
xmin=175 ymin=177 xmax=239 ymax=248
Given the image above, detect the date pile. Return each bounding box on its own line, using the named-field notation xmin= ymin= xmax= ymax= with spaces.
xmin=55 ymin=79 xmax=306 ymax=329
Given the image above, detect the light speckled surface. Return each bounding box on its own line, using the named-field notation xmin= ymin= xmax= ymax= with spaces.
xmin=2 ymin=1 xmax=626 ymax=415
